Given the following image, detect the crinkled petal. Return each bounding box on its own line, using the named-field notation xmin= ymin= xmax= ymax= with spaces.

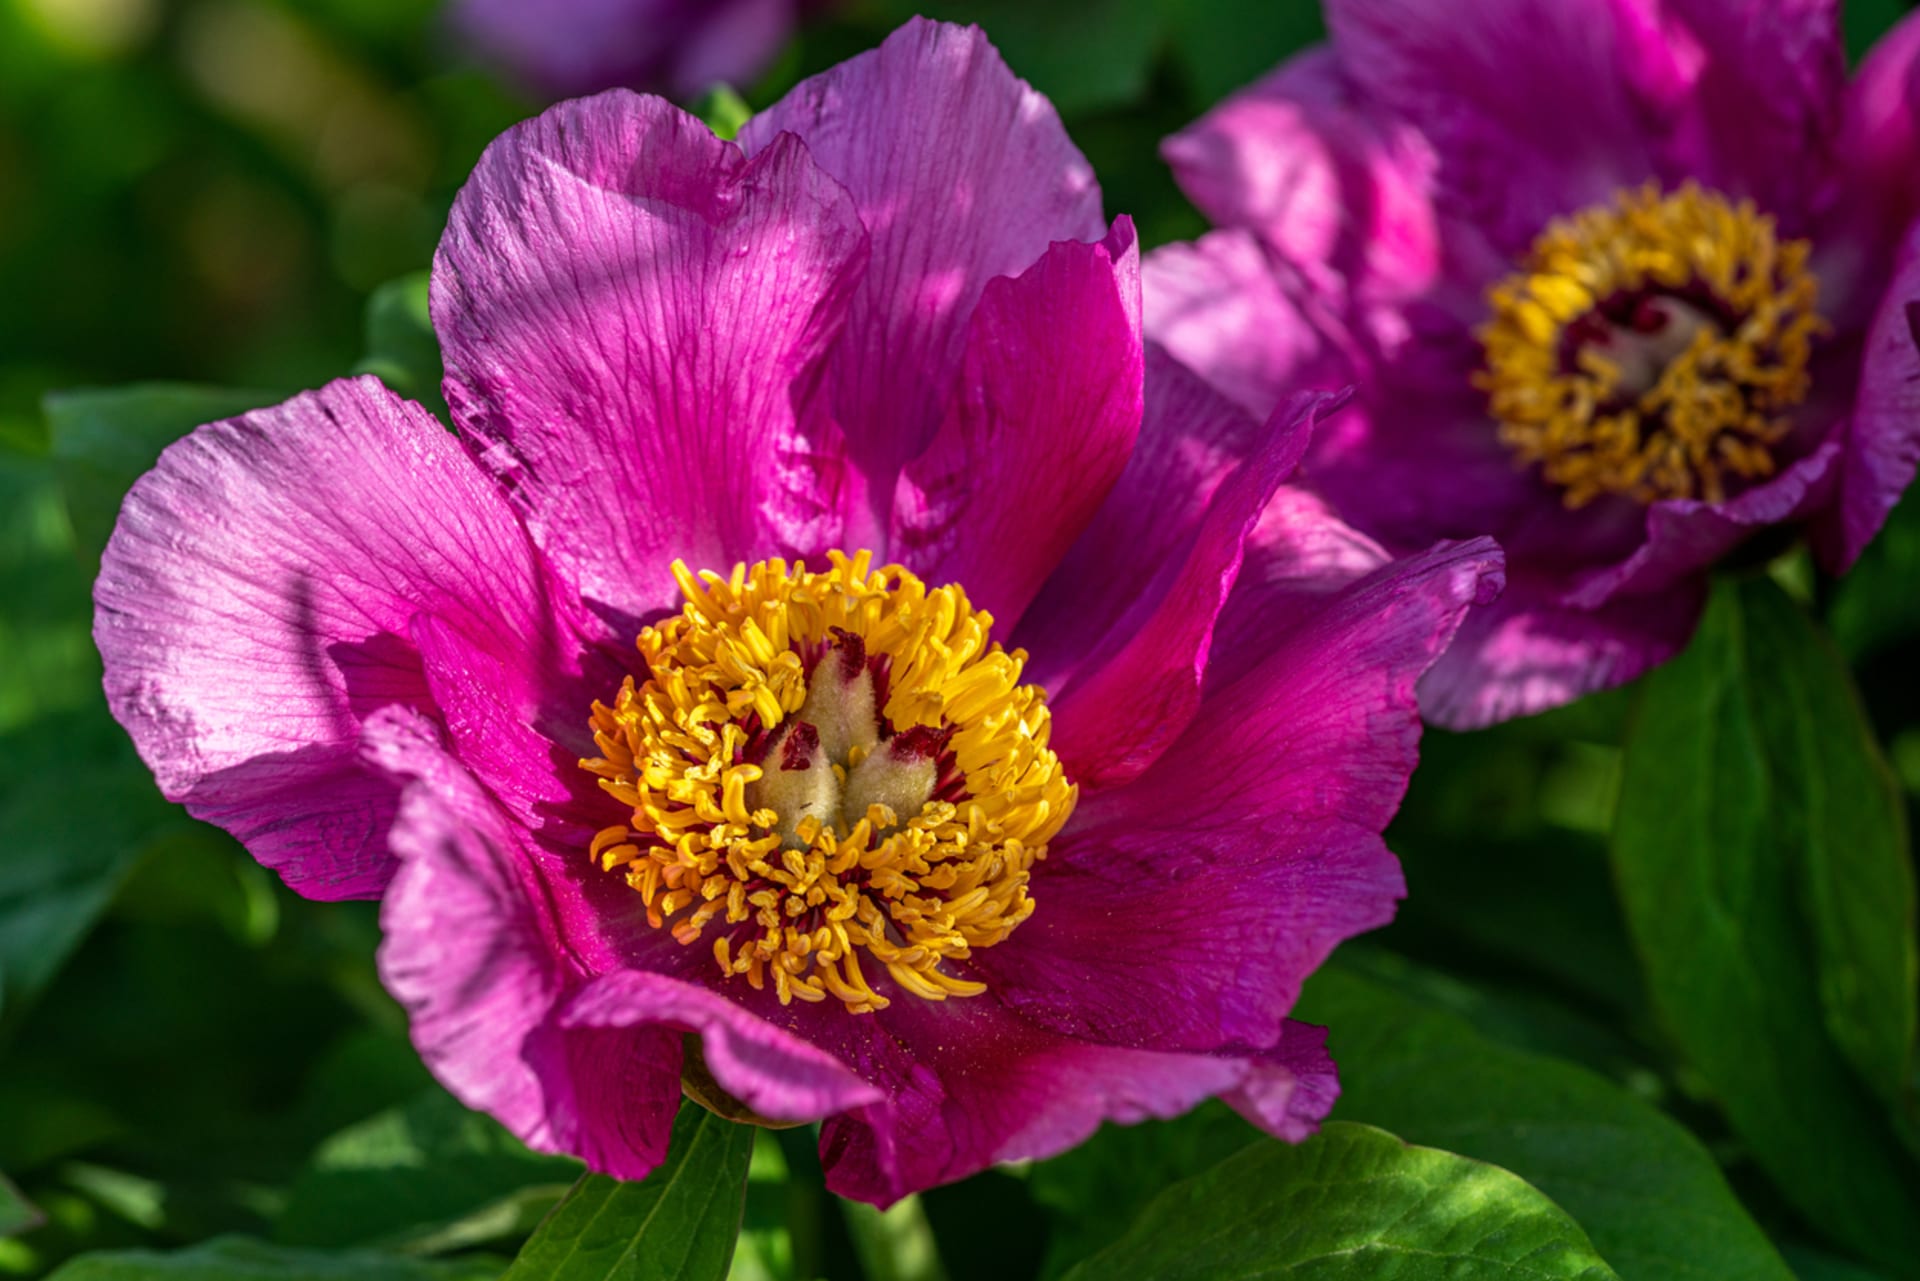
xmin=1042 ymin=392 xmax=1336 ymax=791
xmin=1659 ymin=0 xmax=1842 ymax=233
xmin=1820 ymin=11 xmax=1920 ymax=327
xmin=559 ymin=970 xmax=884 ymax=1124
xmin=1202 ymin=484 xmax=1392 ymax=694
xmin=435 ymin=92 xmax=868 ymax=630
xmin=1322 ymin=0 xmax=1691 ymax=253
xmin=1160 ymin=47 xmax=1471 ymax=351
xmin=1018 ymin=344 xmax=1271 ymax=689
xmin=94 ymin=377 xmax=568 ymax=900
xmin=739 ymin=17 xmax=1105 ymax=487
xmin=984 ymin=540 xmax=1500 ymax=1052
xmin=890 ymin=219 xmax=1142 ymax=628
xmin=1567 ymin=442 xmax=1842 ymax=607
xmin=369 ymin=708 xmax=681 ymax=1179
xmin=808 ymin=997 xmax=1337 ymax=1207
xmin=1416 ymin=569 xmax=1704 ymax=730
xmin=1142 ymin=229 xmax=1352 ymax=420
xmin=1813 ymin=229 xmax=1920 ymax=571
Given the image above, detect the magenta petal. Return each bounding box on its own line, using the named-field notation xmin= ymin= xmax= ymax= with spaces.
xmin=1416 ymin=569 xmax=1703 ymax=730
xmin=560 ymin=971 xmax=883 ymax=1123
xmin=985 ymin=540 xmax=1500 ymax=1053
xmin=1202 ymin=484 xmax=1392 ymax=695
xmin=1159 ymin=47 xmax=1463 ymax=345
xmin=1568 ymin=442 xmax=1842 ymax=606
xmin=739 ymin=18 xmax=1105 ymax=484
xmin=1821 ymin=12 xmax=1920 ymax=322
xmin=369 ymin=709 xmax=681 ymax=1179
xmin=1143 ymin=230 xmax=1348 ymax=420
xmin=94 ymin=377 xmax=563 ymax=900
xmin=1221 ymin=1020 xmax=1342 ymax=1142
xmin=1659 ymin=0 xmax=1843 ymax=230
xmin=811 ymin=996 xmax=1334 ymax=1207
xmin=1814 ymin=228 xmax=1920 ymax=571
xmin=1045 ymin=391 xmax=1335 ymax=791
xmin=435 ymin=92 xmax=868 ymax=627
xmin=1322 ymin=0 xmax=1689 ymax=253
xmin=890 ymin=219 xmax=1144 ymax=628
xmin=1019 ymin=344 xmax=1270 ymax=691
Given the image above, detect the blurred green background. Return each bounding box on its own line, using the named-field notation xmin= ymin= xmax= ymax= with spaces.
xmin=4 ymin=2 xmax=1920 ymax=1279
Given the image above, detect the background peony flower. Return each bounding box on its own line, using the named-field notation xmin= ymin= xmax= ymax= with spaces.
xmin=94 ymin=19 xmax=1501 ymax=1204
xmin=1147 ymin=0 xmax=1920 ymax=728
xmin=452 ymin=0 xmax=822 ymax=101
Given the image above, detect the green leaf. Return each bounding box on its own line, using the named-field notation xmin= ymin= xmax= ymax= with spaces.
xmin=0 ymin=712 xmax=186 ymax=1030
xmin=1058 ymin=1121 xmax=1617 ymax=1281
xmin=42 ymin=1236 xmax=499 ymax=1281
xmin=0 ymin=450 xmax=95 ymax=732
xmin=1029 ymin=1101 xmax=1258 ymax=1278
xmin=692 ymin=85 xmax=752 ymax=141
xmin=502 ymin=1105 xmax=753 ymax=1281
xmin=1159 ymin=0 xmax=1326 ymax=108
xmin=353 ymin=272 xmax=445 ymax=423
xmin=1843 ymin=0 xmax=1912 ymax=64
xmin=277 ymin=1087 xmax=581 ymax=1250
xmin=0 ymin=1170 xmax=43 ymax=1238
xmin=1296 ymin=961 xmax=1795 ymax=1281
xmin=44 ymin=384 xmax=279 ymax=569
xmin=873 ymin=0 xmax=1164 ymax=114
xmin=1612 ymin=576 xmax=1920 ymax=1266
xmin=1829 ymin=483 xmax=1920 ymax=662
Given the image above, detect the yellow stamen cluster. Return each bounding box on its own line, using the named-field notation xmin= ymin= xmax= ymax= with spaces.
xmin=581 ymin=551 xmax=1075 ymax=1015
xmin=1476 ymin=182 xmax=1824 ymax=506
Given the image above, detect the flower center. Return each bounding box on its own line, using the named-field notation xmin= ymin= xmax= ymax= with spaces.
xmin=1475 ymin=182 xmax=1824 ymax=507
xmin=581 ymin=551 xmax=1075 ymax=1015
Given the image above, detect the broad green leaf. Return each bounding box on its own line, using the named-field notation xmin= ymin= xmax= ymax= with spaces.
xmin=43 ymin=1236 xmax=498 ymax=1280
xmin=44 ymin=384 xmax=279 ymax=568
xmin=1612 ymin=576 xmax=1920 ymax=1266
xmin=1058 ymin=1121 xmax=1618 ymax=1281
xmin=1743 ymin=582 xmax=1917 ymax=1113
xmin=353 ymin=272 xmax=445 ymax=422
xmin=0 ymin=451 xmax=95 ymax=732
xmin=1829 ymin=484 xmax=1920 ymax=661
xmin=0 ymin=1170 xmax=42 ymax=1237
xmin=1297 ymin=962 xmax=1795 ymax=1281
xmin=277 ymin=1087 xmax=580 ymax=1249
xmin=1159 ymin=0 xmax=1325 ymax=107
xmin=502 ymin=1105 xmax=753 ymax=1281
xmin=1029 ymin=1101 xmax=1259 ymax=1278
xmin=0 ymin=712 xmax=185 ymax=1030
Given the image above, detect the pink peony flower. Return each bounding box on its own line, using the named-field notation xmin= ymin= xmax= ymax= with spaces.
xmin=453 ymin=0 xmax=818 ymax=101
xmin=95 ymin=20 xmax=1500 ymax=1203
xmin=1149 ymin=0 xmax=1920 ymax=728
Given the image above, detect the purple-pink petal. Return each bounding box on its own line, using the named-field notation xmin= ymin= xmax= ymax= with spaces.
xmin=890 ymin=219 xmax=1143 ymax=630
xmin=1044 ymin=390 xmax=1333 ymax=791
xmin=435 ymin=92 xmax=869 ymax=630
xmin=984 ymin=538 xmax=1501 ymax=1052
xmin=1816 ymin=229 xmax=1920 ymax=571
xmin=559 ymin=971 xmax=885 ymax=1124
xmin=94 ymin=377 xmax=563 ymax=899
xmin=1415 ymin=570 xmax=1704 ymax=731
xmin=370 ymin=708 xmax=682 ymax=1178
xmin=1321 ymin=0 xmax=1696 ymax=253
xmin=740 ymin=17 xmax=1105 ymax=489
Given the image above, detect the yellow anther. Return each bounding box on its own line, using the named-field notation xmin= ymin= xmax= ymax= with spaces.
xmin=580 ymin=552 xmax=1075 ymax=1015
xmin=1476 ymin=182 xmax=1823 ymax=506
